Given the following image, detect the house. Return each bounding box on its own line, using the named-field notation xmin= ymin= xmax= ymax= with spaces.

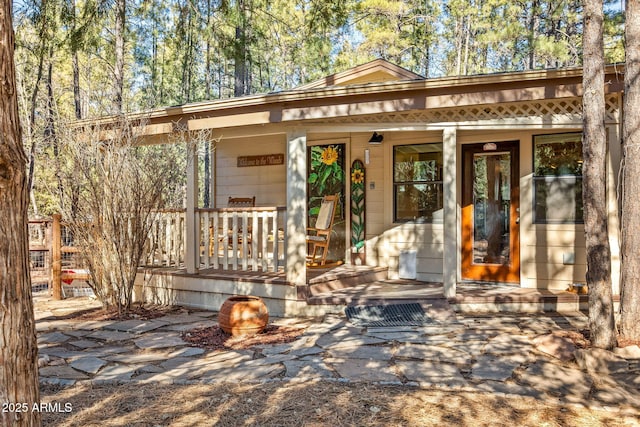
xmin=132 ymin=59 xmax=624 ymax=316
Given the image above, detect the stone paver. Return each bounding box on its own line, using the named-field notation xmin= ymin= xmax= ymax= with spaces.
xmin=284 ymin=357 xmax=335 ymax=379
xmin=289 ymin=346 xmax=324 ymax=357
xmin=87 ymin=330 xmax=136 ymax=342
xmin=40 ymin=347 xmax=91 ymax=360
xmin=327 ymin=358 xmax=399 ymax=382
xmin=32 ymin=295 xmax=640 ymax=416
xmin=39 ymin=365 xmax=89 ymax=380
xmin=163 ymin=320 xmax=218 ymax=332
xmin=470 ymin=355 xmax=522 ymax=381
xmin=106 ymin=352 xmax=172 ymax=363
xmin=92 ymin=364 xmax=143 ymax=382
xmin=396 ymin=343 xmax=471 ymax=365
xmin=168 ymin=347 xmax=205 ymax=358
xmin=134 ymin=332 xmax=187 ymax=349
xmin=482 ymin=334 xmax=532 ymax=355
xmin=262 ymin=335 xmax=318 ymax=355
xmin=73 ymin=346 xmax=133 ymax=359
xmin=327 ymin=345 xmax=394 ymax=361
xmin=532 ymin=333 xmax=577 ymax=362
xmin=315 ymin=331 xmax=385 ymax=350
xmin=395 ymin=360 xmax=467 ymax=387
xmin=364 ymin=331 xmax=427 ymax=343
xmin=614 ymin=344 xmax=640 ymax=360
xmin=70 ymin=356 xmax=108 ymax=374
xmin=69 ymin=339 xmax=101 ymax=349
xmin=38 ymin=331 xmax=71 ymax=344
xmin=105 ymin=319 xmax=170 ymax=334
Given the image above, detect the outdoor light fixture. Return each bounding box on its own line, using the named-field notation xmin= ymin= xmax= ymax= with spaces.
xmin=368 ymin=132 xmax=384 ymax=144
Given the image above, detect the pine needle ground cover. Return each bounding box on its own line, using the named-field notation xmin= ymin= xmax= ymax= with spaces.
xmin=40 ymin=381 xmax=636 ymax=427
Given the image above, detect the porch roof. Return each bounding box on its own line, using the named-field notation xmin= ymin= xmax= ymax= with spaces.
xmin=80 ymin=62 xmax=625 ymax=139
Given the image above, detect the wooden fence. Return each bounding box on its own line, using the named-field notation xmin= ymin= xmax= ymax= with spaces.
xmin=28 ymin=214 xmax=89 ymax=300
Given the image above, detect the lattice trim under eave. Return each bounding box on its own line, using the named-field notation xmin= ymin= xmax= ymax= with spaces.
xmin=309 ymin=95 xmax=621 ymax=125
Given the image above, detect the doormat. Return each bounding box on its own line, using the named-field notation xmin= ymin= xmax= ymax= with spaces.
xmin=345 ymin=303 xmax=433 ymax=327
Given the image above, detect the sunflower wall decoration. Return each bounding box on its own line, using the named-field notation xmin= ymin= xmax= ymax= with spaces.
xmin=350 ymin=159 xmax=366 ymax=263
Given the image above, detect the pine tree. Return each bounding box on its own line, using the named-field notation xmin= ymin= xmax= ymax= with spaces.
xmin=619 ymin=0 xmax=640 ymax=342
xmin=582 ymin=0 xmax=617 ymax=350
xmin=0 ymin=0 xmax=42 ymax=423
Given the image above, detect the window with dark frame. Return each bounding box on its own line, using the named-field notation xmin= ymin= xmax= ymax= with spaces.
xmin=533 ymin=132 xmax=584 ymax=223
xmin=393 ymin=143 xmax=444 ymax=223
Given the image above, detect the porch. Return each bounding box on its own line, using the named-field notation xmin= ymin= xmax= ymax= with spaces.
xmin=135 ymin=261 xmax=597 ymax=317
xmin=135 ymin=207 xmax=603 ymax=316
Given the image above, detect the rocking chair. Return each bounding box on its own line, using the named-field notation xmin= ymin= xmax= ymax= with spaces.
xmin=306 ymin=194 xmax=338 ymax=266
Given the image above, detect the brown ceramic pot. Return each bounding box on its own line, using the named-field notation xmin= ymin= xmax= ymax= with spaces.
xmin=218 ymin=295 xmax=269 ymax=336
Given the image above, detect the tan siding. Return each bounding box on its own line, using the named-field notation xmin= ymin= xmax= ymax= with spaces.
xmin=215 ymin=135 xmax=287 ymax=207
xmin=344 ymin=131 xmax=447 ymax=279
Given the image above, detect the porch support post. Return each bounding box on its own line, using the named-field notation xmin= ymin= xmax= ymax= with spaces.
xmin=185 ymin=140 xmax=199 ymax=274
xmin=210 ymin=140 xmax=216 ymax=207
xmin=286 ymin=129 xmax=307 ymax=286
xmin=442 ymin=127 xmax=458 ymax=298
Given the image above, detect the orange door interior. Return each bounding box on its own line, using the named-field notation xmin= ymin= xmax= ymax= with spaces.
xmin=461 ymin=142 xmax=520 ymax=283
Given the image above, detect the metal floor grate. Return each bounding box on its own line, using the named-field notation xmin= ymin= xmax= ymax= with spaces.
xmin=345 ymin=303 xmax=432 ymax=327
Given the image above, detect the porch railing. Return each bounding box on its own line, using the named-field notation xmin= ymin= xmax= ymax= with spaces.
xmin=198 ymin=207 xmax=286 ymax=272
xmin=145 ymin=207 xmax=286 ymax=272
xmin=145 ymin=209 xmax=186 ymax=267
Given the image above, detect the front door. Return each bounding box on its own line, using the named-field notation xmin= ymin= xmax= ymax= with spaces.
xmin=461 ymin=142 xmax=520 ymax=283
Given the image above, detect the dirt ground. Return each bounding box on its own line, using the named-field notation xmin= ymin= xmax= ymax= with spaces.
xmin=40 ymin=381 xmax=639 ymax=427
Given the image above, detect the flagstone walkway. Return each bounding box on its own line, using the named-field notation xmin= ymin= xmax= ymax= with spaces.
xmin=35 ymin=295 xmax=640 ymax=416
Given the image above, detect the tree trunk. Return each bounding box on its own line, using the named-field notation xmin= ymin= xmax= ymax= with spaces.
xmin=234 ymin=0 xmax=247 ymax=97
xmin=527 ymin=0 xmax=539 ymax=70
xmin=582 ymin=0 xmax=617 ymax=349
xmin=25 ymin=0 xmax=51 ymax=195
xmin=0 ymin=0 xmax=42 ymax=424
xmin=71 ymin=0 xmax=82 ymax=120
xmin=620 ymin=0 xmax=640 ymax=341
xmin=113 ymin=0 xmax=126 ymax=113
xmin=234 ymin=26 xmax=246 ymax=96
xmin=72 ymin=51 xmax=82 ymax=119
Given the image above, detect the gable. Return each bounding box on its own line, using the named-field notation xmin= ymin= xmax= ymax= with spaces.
xmin=295 ymin=59 xmax=424 ymax=90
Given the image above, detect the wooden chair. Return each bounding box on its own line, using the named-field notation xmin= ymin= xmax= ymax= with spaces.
xmin=228 ymin=196 xmax=255 ymax=208
xmin=227 ymin=196 xmax=255 ymax=254
xmin=206 ymin=197 xmax=256 ymax=257
xmin=306 ymin=194 xmax=338 ymax=266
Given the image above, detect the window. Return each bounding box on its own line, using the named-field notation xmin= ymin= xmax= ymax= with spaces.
xmin=394 ymin=143 xmax=443 ymax=222
xmin=533 ymin=132 xmax=583 ymax=223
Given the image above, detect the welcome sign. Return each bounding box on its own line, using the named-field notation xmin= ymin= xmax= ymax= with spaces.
xmin=237 ymin=154 xmax=284 ymax=167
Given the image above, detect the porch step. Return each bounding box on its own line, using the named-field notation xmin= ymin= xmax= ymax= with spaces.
xmin=306 ymin=278 xmax=442 ymax=306
xmin=450 ymin=291 xmax=610 ymax=313
xmin=449 ymin=283 xmax=592 ymax=313
xmin=307 ymin=266 xmax=389 ymax=297
xmin=306 ymin=280 xmax=615 ymax=314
